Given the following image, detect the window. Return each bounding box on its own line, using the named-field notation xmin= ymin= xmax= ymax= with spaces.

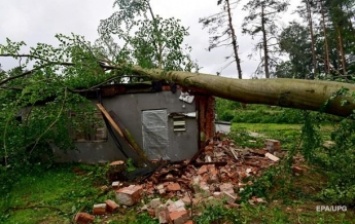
xmin=70 ymin=111 xmax=108 ymax=142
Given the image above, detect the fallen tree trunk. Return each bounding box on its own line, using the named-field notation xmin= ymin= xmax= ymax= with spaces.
xmin=125 ymin=66 xmax=355 ymax=117
xmin=1 ymin=57 xmax=354 ymax=117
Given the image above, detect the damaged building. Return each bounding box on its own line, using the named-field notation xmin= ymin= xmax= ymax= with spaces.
xmin=53 ymin=81 xmax=215 ymax=164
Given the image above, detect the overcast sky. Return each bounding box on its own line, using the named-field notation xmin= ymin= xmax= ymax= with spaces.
xmin=0 ymin=0 xmax=297 ymax=78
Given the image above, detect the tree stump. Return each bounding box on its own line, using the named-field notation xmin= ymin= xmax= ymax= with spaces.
xmin=107 ymin=160 xmax=126 ymax=182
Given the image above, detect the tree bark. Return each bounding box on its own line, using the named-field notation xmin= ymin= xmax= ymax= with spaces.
xmin=261 ymin=5 xmax=270 ymax=78
xmin=225 ymin=0 xmax=243 ymax=79
xmin=305 ymin=0 xmax=317 ymax=77
xmin=336 ymin=25 xmax=347 ymax=76
xmin=1 ymin=55 xmax=355 ymax=118
xmin=320 ymin=0 xmax=331 ymax=74
xmin=127 ymin=65 xmax=355 ymax=117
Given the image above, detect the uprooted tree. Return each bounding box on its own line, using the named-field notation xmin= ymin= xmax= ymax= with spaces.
xmin=0 ymin=32 xmax=355 ymax=164
xmin=0 ymin=0 xmax=355 ymax=166
xmin=1 ymin=0 xmax=354 ymax=209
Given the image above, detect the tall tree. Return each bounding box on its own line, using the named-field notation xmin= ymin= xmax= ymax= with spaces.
xmin=303 ymin=0 xmax=318 ymax=76
xmin=98 ymin=0 xmax=196 ymax=71
xmin=318 ymin=0 xmax=331 ymax=74
xmin=199 ymin=0 xmax=243 ymax=78
xmin=277 ymin=22 xmax=313 ymax=79
xmin=310 ymin=0 xmax=355 ymax=77
xmin=242 ymin=0 xmax=289 ymax=78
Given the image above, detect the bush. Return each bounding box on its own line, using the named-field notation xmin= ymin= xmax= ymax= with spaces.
xmin=302 ymin=112 xmax=355 ymax=206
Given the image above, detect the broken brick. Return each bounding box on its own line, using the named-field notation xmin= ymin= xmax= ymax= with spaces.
xmin=197 ymin=165 xmax=208 ymax=175
xmin=181 ymin=194 xmax=192 ymax=206
xmin=223 ymin=191 xmax=238 ymax=203
xmin=219 ymin=183 xmax=234 ymax=194
xmin=149 ymin=198 xmax=162 ymax=209
xmin=105 ymin=200 xmax=119 ymax=213
xmin=208 ymin=165 xmax=219 ymax=183
xmin=292 ymin=165 xmax=304 ymax=175
xmin=168 ymin=199 xmax=186 ymax=213
xmin=169 ymin=210 xmax=189 ymax=224
xmin=116 ymin=185 xmax=143 ymax=206
xmin=265 ymin=139 xmax=281 ymax=152
xmin=74 ymin=212 xmax=95 ymax=224
xmin=147 ymin=208 xmax=155 ymax=217
xmin=112 ymin=181 xmax=122 ymax=189
xmin=155 ymin=204 xmax=169 ymax=223
xmin=93 ymin=203 xmax=106 ymax=215
xmin=167 ymin=182 xmax=181 ymax=191
xmin=213 ymin=192 xmax=223 ymax=198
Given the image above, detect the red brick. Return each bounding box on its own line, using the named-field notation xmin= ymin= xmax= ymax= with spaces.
xmin=170 ymin=210 xmax=189 ymax=224
xmin=74 ymin=212 xmax=94 ymax=224
xmin=167 ymin=182 xmax=181 ymax=191
xmin=155 ymin=204 xmax=169 ymax=223
xmin=105 ymin=200 xmax=119 ymax=213
xmin=197 ymin=165 xmax=208 ymax=175
xmin=149 ymin=198 xmax=162 ymax=209
xmin=147 ymin=208 xmax=155 ymax=217
xmin=111 ymin=181 xmax=122 ymax=189
xmin=265 ymin=139 xmax=281 ymax=152
xmin=116 ymin=185 xmax=143 ymax=206
xmin=93 ymin=203 xmax=106 ymax=215
xmin=292 ymin=165 xmax=304 ymax=175
xmin=181 ymin=194 xmax=192 ymax=206
xmin=167 ymin=200 xmax=186 ymax=213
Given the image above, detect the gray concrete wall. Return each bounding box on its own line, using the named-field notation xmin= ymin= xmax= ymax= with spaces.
xmin=54 ymin=90 xmax=198 ymax=163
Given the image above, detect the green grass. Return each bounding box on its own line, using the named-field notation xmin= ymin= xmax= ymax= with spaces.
xmin=229 ymin=123 xmax=334 ymax=150
xmin=1 ymin=121 xmax=353 ymax=224
xmin=1 ymin=164 xmax=104 ymax=224
xmin=1 ymin=164 xmax=157 ymax=224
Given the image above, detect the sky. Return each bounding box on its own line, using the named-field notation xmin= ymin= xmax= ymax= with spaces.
xmin=0 ymin=0 xmax=297 ymax=78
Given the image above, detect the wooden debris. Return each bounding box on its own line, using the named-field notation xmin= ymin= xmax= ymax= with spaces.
xmin=265 ymin=152 xmax=280 ymax=162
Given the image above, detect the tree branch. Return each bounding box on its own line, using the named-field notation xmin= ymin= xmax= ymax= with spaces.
xmin=0 ymin=62 xmax=73 ymax=86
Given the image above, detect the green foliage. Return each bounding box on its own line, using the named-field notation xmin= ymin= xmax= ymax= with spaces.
xmin=196 ymin=202 xmax=241 ymax=224
xmin=126 ymin=158 xmax=137 ymax=172
xmin=215 ymin=98 xmax=241 ymax=122
xmin=277 ymin=22 xmax=313 ymax=79
xmin=301 ymin=109 xmax=355 ymax=205
xmin=240 ymin=168 xmax=280 ymax=202
xmin=0 ymin=164 xmax=107 ymax=224
xmin=242 ymin=0 xmax=289 ymax=77
xmin=132 ymin=213 xmax=158 ymax=224
xmin=233 ymin=108 xmax=307 ymax=124
xmin=98 ymin=0 xmax=197 ymax=71
xmin=0 ymin=0 xmax=197 ymax=169
xmin=228 ymin=127 xmax=264 ymax=148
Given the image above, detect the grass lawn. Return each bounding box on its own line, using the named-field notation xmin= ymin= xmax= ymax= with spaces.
xmin=229 ymin=123 xmax=335 ymax=150
xmin=1 ymin=122 xmax=353 ymax=224
xmin=1 ymin=165 xmax=103 ymax=224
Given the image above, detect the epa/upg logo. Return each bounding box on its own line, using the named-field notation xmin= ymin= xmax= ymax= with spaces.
xmin=316 ymin=205 xmax=347 ymax=212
